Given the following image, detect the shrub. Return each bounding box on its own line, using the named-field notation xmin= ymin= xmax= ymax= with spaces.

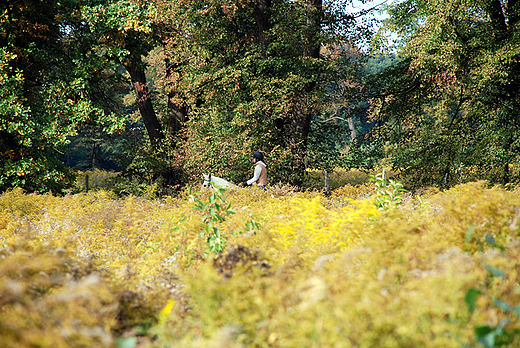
xmin=1 ymin=182 xmax=520 ymax=347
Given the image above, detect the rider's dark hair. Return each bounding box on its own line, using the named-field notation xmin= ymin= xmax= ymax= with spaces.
xmin=253 ymin=151 xmax=264 ymax=161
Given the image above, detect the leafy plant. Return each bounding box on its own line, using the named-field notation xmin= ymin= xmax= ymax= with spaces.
xmin=191 ymin=186 xmax=235 ymax=254
xmin=233 ymin=213 xmax=260 ymax=237
xmin=465 ymin=283 xmax=520 ymax=347
xmin=463 ymin=233 xmax=520 ymax=348
xmin=369 ymin=171 xmax=407 ymax=210
xmin=6 ymin=180 xmax=520 ymax=348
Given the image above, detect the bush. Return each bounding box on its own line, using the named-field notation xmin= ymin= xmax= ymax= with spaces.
xmin=2 ymin=181 xmax=520 ymax=347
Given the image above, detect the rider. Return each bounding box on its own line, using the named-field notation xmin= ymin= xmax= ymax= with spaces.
xmin=243 ymin=151 xmax=267 ymax=189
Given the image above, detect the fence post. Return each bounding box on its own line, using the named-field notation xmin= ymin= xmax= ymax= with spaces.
xmin=324 ymin=170 xmax=329 ymax=190
xmin=85 ymin=175 xmax=89 ymax=193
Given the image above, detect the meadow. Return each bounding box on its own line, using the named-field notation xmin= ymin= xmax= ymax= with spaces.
xmin=1 ymin=170 xmax=520 ymax=348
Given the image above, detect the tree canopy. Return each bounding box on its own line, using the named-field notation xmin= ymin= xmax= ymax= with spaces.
xmin=154 ymin=0 xmax=377 ymax=185
xmin=6 ymin=0 xmax=520 ymax=194
xmin=0 ymin=0 xmax=129 ymax=193
xmin=370 ymin=0 xmax=520 ymax=187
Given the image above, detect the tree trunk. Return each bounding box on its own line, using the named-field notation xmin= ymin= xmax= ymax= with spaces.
xmin=288 ymin=90 xmax=313 ymax=185
xmin=165 ymin=58 xmax=188 ymax=135
xmin=90 ymin=140 xmax=96 ymax=169
xmin=124 ymin=55 xmax=163 ymax=148
xmin=254 ymin=0 xmax=271 ymax=55
xmin=347 ymin=116 xmax=357 ymax=141
xmin=167 ymin=95 xmax=187 ymax=135
xmin=486 ymin=0 xmax=508 ymax=38
xmin=305 ymin=0 xmax=322 ymax=59
xmin=286 ymin=0 xmax=322 ymax=185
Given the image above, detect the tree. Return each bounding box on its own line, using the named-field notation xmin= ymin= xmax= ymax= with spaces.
xmin=81 ymin=0 xmax=164 ymax=148
xmin=81 ymin=0 xmax=199 ymax=191
xmin=155 ymin=0 xmax=375 ymax=185
xmin=0 ymin=0 xmax=128 ymax=193
xmin=369 ymin=0 xmax=520 ymax=187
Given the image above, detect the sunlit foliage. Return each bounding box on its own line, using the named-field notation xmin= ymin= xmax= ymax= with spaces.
xmin=0 ymin=0 xmax=130 ymax=193
xmin=2 ymin=178 xmax=520 ymax=347
xmin=370 ymin=0 xmax=520 ymax=188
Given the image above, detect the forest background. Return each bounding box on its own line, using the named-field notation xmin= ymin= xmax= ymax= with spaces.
xmin=2 ymin=0 xmax=518 ymax=195
xmin=2 ymin=1 xmax=520 ymax=348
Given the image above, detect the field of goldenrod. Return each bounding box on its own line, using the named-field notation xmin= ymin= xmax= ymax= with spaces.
xmin=1 ymin=178 xmax=520 ymax=347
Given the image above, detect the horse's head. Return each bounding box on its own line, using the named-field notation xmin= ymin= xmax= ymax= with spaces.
xmin=202 ymin=173 xmax=212 ymax=188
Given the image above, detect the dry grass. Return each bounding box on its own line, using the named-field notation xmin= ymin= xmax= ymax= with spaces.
xmin=1 ymin=179 xmax=520 ymax=347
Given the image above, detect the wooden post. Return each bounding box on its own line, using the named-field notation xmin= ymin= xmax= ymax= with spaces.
xmin=324 ymin=170 xmax=329 ymax=190
xmin=85 ymin=175 xmax=89 ymax=193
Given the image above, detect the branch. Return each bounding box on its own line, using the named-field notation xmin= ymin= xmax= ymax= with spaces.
xmin=318 ymin=106 xmax=348 ymax=123
xmin=319 ymin=116 xmax=347 ymax=123
xmin=346 ymin=0 xmax=390 ymax=19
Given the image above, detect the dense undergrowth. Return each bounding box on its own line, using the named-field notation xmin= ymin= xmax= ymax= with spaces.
xmin=1 ymin=174 xmax=520 ymax=347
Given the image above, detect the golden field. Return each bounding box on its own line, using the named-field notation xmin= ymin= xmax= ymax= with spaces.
xmin=1 ymin=176 xmax=520 ymax=348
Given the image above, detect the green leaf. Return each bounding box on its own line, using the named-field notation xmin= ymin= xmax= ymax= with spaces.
xmin=115 ymin=337 xmax=137 ymax=348
xmin=465 ymin=288 xmax=481 ymax=314
xmin=485 ymin=235 xmax=495 ymax=245
xmin=465 ymin=225 xmax=475 ymax=243
xmin=512 ymin=305 xmax=520 ymax=317
xmin=493 ymin=299 xmax=510 ymax=312
xmin=476 ymin=329 xmax=495 ymax=348
xmin=485 ymin=265 xmax=506 ymax=278
xmin=475 ymin=326 xmax=494 ymax=337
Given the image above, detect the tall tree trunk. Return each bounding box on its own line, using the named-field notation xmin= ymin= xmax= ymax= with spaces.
xmin=347 ymin=116 xmax=357 ymax=141
xmin=124 ymin=55 xmax=163 ymax=148
xmin=286 ymin=0 xmax=323 ymax=185
xmin=167 ymin=95 xmax=187 ymax=134
xmin=288 ymin=89 xmax=313 ymax=184
xmin=165 ymin=58 xmax=188 ymax=135
xmin=90 ymin=140 xmax=96 ymax=169
xmin=305 ymin=0 xmax=322 ymax=59
xmin=486 ymin=0 xmax=508 ymax=38
xmin=254 ymin=0 xmax=271 ymax=56
xmin=252 ymin=0 xmax=323 ymax=186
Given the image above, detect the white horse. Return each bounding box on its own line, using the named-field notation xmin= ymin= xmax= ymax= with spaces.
xmin=202 ymin=173 xmax=235 ymax=190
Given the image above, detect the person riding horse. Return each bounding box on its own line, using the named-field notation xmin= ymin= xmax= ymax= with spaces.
xmin=243 ymin=151 xmax=267 ymax=189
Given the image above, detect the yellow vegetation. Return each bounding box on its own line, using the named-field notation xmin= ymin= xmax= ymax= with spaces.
xmin=1 ymin=180 xmax=520 ymax=347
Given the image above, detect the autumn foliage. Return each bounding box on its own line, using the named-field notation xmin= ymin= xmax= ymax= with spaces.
xmin=1 ymin=174 xmax=520 ymax=347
